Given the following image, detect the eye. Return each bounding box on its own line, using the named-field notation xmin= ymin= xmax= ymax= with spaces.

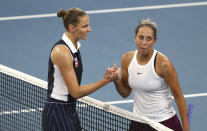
xmin=146 ymin=36 xmax=152 ymax=41
xmin=138 ymin=35 xmax=144 ymax=40
xmin=82 ymin=24 xmax=89 ymax=28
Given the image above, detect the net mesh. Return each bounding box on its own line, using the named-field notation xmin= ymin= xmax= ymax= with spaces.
xmin=0 ymin=64 xmax=172 ymax=131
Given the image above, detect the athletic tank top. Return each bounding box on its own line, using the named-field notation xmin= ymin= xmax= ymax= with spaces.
xmin=128 ymin=50 xmax=175 ymax=122
xmin=47 ymin=33 xmax=83 ymax=102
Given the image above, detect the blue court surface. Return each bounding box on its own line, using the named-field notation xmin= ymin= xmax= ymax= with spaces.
xmin=1 ymin=0 xmax=207 ymax=130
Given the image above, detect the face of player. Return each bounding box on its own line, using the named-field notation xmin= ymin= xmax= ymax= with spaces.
xmin=73 ymin=15 xmax=91 ymax=40
xmin=134 ymin=26 xmax=156 ymax=55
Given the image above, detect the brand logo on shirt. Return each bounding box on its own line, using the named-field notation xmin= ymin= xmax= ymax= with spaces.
xmin=137 ymin=72 xmax=143 ymax=75
xmin=74 ymin=58 xmax=78 ymax=68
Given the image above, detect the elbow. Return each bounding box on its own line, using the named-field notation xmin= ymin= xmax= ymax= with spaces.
xmin=70 ymin=91 xmax=81 ymax=99
xmin=173 ymin=91 xmax=184 ymax=100
xmin=173 ymin=94 xmax=184 ymax=102
xmin=121 ymin=93 xmax=129 ymax=98
xmin=68 ymin=86 xmax=83 ymax=99
xmin=71 ymin=94 xmax=80 ymax=99
xmin=120 ymin=88 xmax=131 ymax=98
xmin=119 ymin=90 xmax=130 ymax=98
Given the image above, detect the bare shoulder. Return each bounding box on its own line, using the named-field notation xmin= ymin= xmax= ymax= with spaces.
xmin=51 ymin=45 xmax=72 ymax=66
xmin=121 ymin=50 xmax=136 ymax=69
xmin=122 ymin=51 xmax=135 ymax=63
xmin=157 ymin=52 xmax=175 ymax=75
xmin=52 ymin=45 xmax=71 ymax=57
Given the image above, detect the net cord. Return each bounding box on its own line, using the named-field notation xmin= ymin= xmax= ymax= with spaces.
xmin=0 ymin=64 xmax=173 ymax=131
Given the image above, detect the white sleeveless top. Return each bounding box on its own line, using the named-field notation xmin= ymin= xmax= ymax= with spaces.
xmin=128 ymin=50 xmax=175 ymax=122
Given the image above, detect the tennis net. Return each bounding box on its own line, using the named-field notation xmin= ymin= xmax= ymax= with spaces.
xmin=0 ymin=64 xmax=172 ymax=131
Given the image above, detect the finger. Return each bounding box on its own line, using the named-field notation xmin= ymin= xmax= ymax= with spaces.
xmin=107 ymin=68 xmax=113 ymax=74
xmin=107 ymin=67 xmax=111 ymax=71
xmin=112 ymin=63 xmax=117 ymax=70
xmin=113 ymin=63 xmax=116 ymax=67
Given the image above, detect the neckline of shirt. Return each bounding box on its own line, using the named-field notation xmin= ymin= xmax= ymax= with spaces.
xmin=135 ymin=50 xmax=157 ymax=68
xmin=62 ymin=33 xmax=81 ymax=53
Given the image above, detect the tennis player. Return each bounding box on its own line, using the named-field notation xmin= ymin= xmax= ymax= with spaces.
xmin=111 ymin=19 xmax=190 ymax=131
xmin=42 ymin=8 xmax=118 ymax=131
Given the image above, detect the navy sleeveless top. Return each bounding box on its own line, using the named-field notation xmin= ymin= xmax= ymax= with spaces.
xmin=47 ymin=39 xmax=83 ymax=102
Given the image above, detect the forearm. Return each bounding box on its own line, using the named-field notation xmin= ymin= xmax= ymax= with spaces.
xmin=114 ymin=79 xmax=131 ymax=98
xmin=77 ymin=78 xmax=110 ymax=98
xmin=174 ymin=96 xmax=190 ymax=131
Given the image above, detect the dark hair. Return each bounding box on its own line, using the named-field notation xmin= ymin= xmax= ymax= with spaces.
xmin=57 ymin=8 xmax=87 ymax=30
xmin=135 ymin=19 xmax=158 ymax=40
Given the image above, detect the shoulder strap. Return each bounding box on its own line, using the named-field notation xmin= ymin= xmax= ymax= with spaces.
xmin=153 ymin=50 xmax=158 ymax=70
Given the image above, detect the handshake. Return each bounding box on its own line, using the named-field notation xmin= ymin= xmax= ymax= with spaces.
xmin=104 ymin=64 xmax=120 ymax=81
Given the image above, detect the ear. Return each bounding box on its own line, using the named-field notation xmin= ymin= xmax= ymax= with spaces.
xmin=134 ymin=35 xmax=137 ymax=43
xmin=68 ymin=24 xmax=75 ymax=33
xmin=152 ymin=39 xmax=157 ymax=45
xmin=154 ymin=37 xmax=157 ymax=43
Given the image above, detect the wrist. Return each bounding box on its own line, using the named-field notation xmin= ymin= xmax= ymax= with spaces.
xmin=103 ymin=77 xmax=111 ymax=83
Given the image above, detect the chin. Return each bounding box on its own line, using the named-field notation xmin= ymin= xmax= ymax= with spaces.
xmin=81 ymin=37 xmax=87 ymax=40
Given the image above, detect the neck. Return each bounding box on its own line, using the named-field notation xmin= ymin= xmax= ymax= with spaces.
xmin=137 ymin=50 xmax=154 ymax=65
xmin=66 ymin=32 xmax=78 ymax=49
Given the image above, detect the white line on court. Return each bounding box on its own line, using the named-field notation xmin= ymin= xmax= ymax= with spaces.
xmin=105 ymin=92 xmax=207 ymax=105
xmin=0 ymin=108 xmax=42 ymax=115
xmin=0 ymin=2 xmax=207 ymax=21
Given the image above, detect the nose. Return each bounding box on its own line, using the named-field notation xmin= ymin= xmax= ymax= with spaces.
xmin=88 ymin=26 xmax=92 ymax=32
xmin=141 ymin=39 xmax=147 ymax=46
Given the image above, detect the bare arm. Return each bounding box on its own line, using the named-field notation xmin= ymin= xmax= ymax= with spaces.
xmin=51 ymin=45 xmax=118 ymax=99
xmin=113 ymin=52 xmax=133 ymax=98
xmin=157 ymin=53 xmax=190 ymax=131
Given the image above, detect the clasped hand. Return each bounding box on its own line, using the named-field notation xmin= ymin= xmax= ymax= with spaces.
xmin=104 ymin=64 xmax=120 ymax=81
